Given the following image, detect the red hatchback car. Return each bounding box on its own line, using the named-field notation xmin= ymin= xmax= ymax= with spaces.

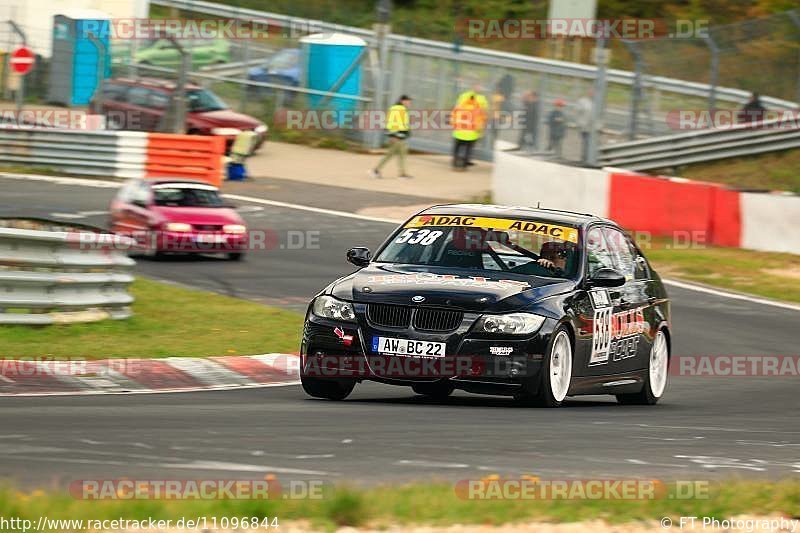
xmin=110 ymin=178 xmax=248 ymax=260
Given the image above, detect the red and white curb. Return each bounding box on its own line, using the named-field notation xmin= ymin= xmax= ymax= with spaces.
xmin=0 ymin=354 xmax=299 ymax=396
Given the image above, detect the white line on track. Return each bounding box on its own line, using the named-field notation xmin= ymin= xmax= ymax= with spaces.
xmin=2 ymin=171 xmax=798 ymax=312
xmin=223 ymin=193 xmax=402 ymax=224
xmin=662 ymin=279 xmax=800 ymax=312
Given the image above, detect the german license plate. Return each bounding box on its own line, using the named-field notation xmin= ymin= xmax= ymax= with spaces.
xmin=372 ymin=336 xmax=445 ymax=357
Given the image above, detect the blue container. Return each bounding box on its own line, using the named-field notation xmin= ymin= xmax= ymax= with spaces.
xmin=227 ymin=162 xmax=247 ymax=181
xmin=48 ymin=15 xmax=111 ymax=106
xmin=300 ymin=33 xmax=366 ymax=115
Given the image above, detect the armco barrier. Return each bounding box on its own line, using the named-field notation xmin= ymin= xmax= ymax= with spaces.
xmin=491 ymin=149 xmax=799 ymax=254
xmin=0 ymin=224 xmax=135 ymax=325
xmin=0 ymin=127 xmax=225 ymax=185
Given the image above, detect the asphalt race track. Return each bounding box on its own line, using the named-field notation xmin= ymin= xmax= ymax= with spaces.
xmin=1 ymin=175 xmax=799 ymax=488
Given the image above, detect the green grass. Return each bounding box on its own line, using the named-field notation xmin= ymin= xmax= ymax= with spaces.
xmin=1 ymin=480 xmax=798 ymax=531
xmin=645 ymin=239 xmax=800 ymax=304
xmin=0 ymin=278 xmax=303 ymax=359
xmin=672 ymin=149 xmax=800 ymax=194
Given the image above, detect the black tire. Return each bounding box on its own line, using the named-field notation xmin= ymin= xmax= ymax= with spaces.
xmin=301 ymin=377 xmax=355 ymax=401
xmin=517 ymin=325 xmax=574 ymax=408
xmin=411 ymin=380 xmax=454 ymax=400
xmin=617 ymin=330 xmax=669 ymax=406
xmin=228 ymin=252 xmax=245 ymax=261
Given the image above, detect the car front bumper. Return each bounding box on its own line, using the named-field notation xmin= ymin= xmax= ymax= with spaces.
xmin=300 ymin=312 xmax=554 ymax=394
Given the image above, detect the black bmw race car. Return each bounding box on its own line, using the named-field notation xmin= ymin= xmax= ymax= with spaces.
xmin=300 ymin=204 xmax=671 ymax=407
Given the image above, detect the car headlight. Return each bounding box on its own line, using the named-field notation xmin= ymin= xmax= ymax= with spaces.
xmin=254 ymin=124 xmax=267 ymax=134
xmin=475 ymin=313 xmax=546 ymax=335
xmin=164 ymin=222 xmax=192 ymax=232
xmin=211 ymin=127 xmax=242 ymax=136
xmin=312 ymin=295 xmax=356 ymax=322
xmin=223 ymin=224 xmax=247 ymax=234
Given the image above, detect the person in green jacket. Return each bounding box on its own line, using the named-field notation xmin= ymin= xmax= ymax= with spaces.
xmin=371 ymin=95 xmax=413 ymax=179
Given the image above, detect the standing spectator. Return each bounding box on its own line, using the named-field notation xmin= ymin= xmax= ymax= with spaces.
xmin=575 ymin=89 xmax=594 ymax=164
xmin=738 ymin=92 xmax=766 ymax=124
xmin=371 ymin=95 xmax=413 ymax=179
xmin=451 ymin=93 xmax=487 ymax=171
xmin=452 ymin=85 xmax=488 ymax=169
xmin=547 ymin=99 xmax=567 ymax=159
xmin=517 ymin=91 xmax=541 ymax=152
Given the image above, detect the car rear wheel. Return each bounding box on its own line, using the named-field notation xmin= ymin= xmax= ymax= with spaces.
xmin=301 ymin=377 xmax=355 ymax=401
xmin=518 ymin=326 xmax=573 ymax=407
xmin=617 ymin=329 xmax=669 ymax=405
xmin=228 ymin=252 xmax=245 ymax=261
xmin=411 ymin=380 xmax=454 ymax=400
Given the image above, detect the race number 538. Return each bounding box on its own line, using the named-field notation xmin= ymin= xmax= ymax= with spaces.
xmin=591 ymin=307 xmax=612 ymax=364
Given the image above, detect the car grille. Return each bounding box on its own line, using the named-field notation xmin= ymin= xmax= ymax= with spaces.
xmin=413 ymin=308 xmax=464 ymax=332
xmin=367 ymin=304 xmax=411 ymax=328
xmin=367 ymin=304 xmax=463 ymax=332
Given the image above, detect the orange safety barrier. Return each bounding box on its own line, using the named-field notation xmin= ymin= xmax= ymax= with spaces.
xmin=144 ymin=133 xmax=225 ymax=187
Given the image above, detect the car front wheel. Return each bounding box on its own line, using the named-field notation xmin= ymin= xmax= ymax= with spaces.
xmin=301 ymin=377 xmax=355 ymax=401
xmin=517 ymin=326 xmax=573 ymax=407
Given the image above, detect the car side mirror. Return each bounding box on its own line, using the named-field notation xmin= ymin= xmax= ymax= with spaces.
xmin=587 ymin=267 xmax=626 ymax=288
xmin=346 ymin=247 xmax=371 ymax=268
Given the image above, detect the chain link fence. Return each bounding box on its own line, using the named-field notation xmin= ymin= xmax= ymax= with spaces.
xmin=3 ymin=6 xmax=800 ymax=167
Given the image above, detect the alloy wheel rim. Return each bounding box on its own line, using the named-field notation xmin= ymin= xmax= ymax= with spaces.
xmin=649 ymin=331 xmax=669 ymax=398
xmin=549 ymin=331 xmax=572 ymax=402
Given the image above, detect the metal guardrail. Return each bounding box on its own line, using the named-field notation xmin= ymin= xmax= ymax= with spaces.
xmin=0 ymin=127 xmax=147 ymax=177
xmin=198 ymin=58 xmax=268 ymax=77
xmin=598 ymin=118 xmax=800 ymax=170
xmin=0 ymin=223 xmax=135 ymax=325
xmin=0 ymin=127 xmax=225 ymax=183
xmin=154 ymin=0 xmax=799 ymax=111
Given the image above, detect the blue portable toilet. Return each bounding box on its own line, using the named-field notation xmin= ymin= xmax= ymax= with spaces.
xmin=300 ymin=33 xmax=366 ymax=115
xmin=48 ymin=11 xmax=112 ymax=106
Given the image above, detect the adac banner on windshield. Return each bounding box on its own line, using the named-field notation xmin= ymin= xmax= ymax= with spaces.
xmin=404 ymin=215 xmax=580 ymax=244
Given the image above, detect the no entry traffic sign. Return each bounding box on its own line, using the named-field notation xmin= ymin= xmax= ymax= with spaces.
xmin=10 ymin=46 xmax=35 ymax=75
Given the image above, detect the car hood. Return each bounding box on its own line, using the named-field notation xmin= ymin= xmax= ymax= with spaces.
xmin=330 ymin=264 xmax=575 ymax=313
xmin=152 ymin=206 xmax=243 ymax=225
xmin=189 ymin=109 xmax=262 ymax=128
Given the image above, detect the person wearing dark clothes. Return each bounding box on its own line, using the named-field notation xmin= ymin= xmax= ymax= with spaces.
xmin=518 ymin=91 xmax=541 ymax=152
xmin=738 ymin=92 xmax=766 ymax=124
xmin=547 ymin=99 xmax=567 ymax=158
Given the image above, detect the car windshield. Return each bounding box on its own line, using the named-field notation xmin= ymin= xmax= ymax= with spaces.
xmin=376 ymin=214 xmax=581 ymax=279
xmin=152 ymin=185 xmax=224 ymax=207
xmin=186 ymin=89 xmax=228 ymax=112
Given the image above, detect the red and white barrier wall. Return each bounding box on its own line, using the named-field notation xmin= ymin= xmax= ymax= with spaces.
xmin=493 ymin=150 xmax=800 ymax=254
xmin=0 ymin=127 xmax=225 ymax=187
